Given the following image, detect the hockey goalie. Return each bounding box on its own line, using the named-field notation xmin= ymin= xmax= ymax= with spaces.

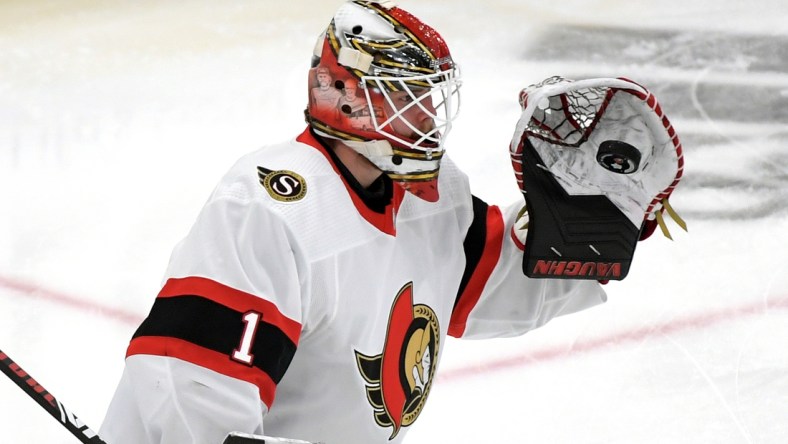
xmin=510 ymin=76 xmax=686 ymax=281
xmin=98 ymin=3 xmax=686 ymax=443
xmin=218 ymin=77 xmax=687 ymax=444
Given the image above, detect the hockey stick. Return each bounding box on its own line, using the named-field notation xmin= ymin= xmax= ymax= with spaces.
xmin=0 ymin=348 xmax=106 ymax=443
xmin=223 ymin=432 xmax=322 ymax=443
xmin=0 ymin=348 xmax=324 ymax=444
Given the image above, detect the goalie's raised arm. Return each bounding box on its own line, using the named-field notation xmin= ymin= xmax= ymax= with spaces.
xmin=510 ymin=76 xmax=687 ymax=280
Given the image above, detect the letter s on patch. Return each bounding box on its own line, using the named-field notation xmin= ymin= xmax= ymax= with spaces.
xmin=258 ymin=167 xmax=307 ymax=203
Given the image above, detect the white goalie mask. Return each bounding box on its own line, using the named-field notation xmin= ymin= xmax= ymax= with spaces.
xmin=305 ymin=0 xmax=462 ymax=202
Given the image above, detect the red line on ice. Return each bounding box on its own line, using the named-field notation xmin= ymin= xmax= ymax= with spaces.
xmin=0 ymin=275 xmax=143 ymax=326
xmin=438 ymin=296 xmax=788 ymax=383
xmin=2 ymin=275 xmax=786 ymax=382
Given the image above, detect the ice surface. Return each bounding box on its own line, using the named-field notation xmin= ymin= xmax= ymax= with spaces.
xmin=1 ymin=1 xmax=787 ymax=442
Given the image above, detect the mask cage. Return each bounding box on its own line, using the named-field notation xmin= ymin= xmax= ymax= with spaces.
xmin=361 ymin=66 xmax=461 ymax=155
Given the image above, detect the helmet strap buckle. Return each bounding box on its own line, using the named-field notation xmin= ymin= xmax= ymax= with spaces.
xmin=337 ymin=47 xmax=374 ymax=73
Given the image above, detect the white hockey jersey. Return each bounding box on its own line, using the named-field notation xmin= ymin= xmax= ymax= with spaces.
xmin=100 ymin=128 xmax=606 ymax=444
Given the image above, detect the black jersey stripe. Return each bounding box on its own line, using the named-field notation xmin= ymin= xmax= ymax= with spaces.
xmin=450 ymin=201 xmax=505 ymax=337
xmin=455 ymin=195 xmax=489 ymax=308
xmin=132 ymin=295 xmax=296 ymax=384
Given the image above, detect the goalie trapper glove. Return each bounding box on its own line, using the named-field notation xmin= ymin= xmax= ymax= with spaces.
xmin=510 ymin=76 xmax=687 ymax=281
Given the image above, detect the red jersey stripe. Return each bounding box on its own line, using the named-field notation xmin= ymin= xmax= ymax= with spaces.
xmin=157 ymin=276 xmax=301 ymax=345
xmin=448 ymin=205 xmax=505 ymax=337
xmin=127 ymin=335 xmax=277 ymax=408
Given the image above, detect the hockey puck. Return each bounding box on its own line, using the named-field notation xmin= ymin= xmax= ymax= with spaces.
xmin=596 ymin=140 xmax=641 ymax=174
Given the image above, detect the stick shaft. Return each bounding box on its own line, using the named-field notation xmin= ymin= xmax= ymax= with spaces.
xmin=0 ymin=349 xmax=106 ymax=444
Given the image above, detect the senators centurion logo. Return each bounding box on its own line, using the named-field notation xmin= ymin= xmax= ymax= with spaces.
xmin=257 ymin=166 xmax=307 ymax=202
xmin=355 ymin=282 xmax=440 ymax=440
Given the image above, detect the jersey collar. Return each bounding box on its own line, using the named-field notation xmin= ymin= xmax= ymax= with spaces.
xmin=297 ymin=127 xmax=404 ymax=236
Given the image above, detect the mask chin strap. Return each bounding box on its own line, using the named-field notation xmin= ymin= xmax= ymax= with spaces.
xmin=343 ymin=138 xmax=394 ymax=158
xmin=342 ymin=138 xmax=439 ymax=185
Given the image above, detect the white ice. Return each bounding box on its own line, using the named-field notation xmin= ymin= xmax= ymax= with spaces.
xmin=1 ymin=1 xmax=787 ymax=443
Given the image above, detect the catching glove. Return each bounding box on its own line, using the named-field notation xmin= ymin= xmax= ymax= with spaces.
xmin=510 ymin=76 xmax=686 ymax=281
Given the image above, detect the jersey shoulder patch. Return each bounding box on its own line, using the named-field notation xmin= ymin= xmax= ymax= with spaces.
xmin=257 ymin=166 xmax=307 ymax=203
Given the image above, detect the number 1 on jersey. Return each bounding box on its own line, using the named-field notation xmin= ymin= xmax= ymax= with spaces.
xmin=232 ymin=311 xmax=261 ymax=365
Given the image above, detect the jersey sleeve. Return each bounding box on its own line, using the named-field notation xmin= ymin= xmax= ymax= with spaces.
xmin=109 ymin=186 xmax=306 ymax=442
xmin=449 ymin=196 xmax=607 ymax=339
